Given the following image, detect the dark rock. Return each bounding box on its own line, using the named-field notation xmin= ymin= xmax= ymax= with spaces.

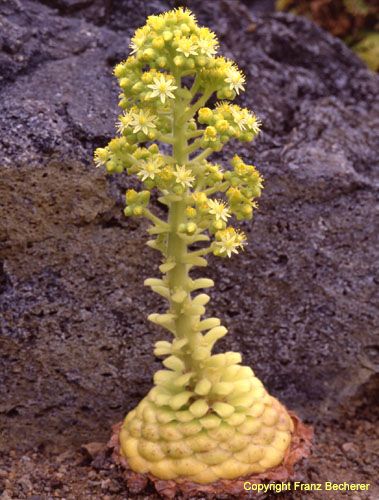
xmin=0 ymin=0 xmax=378 ymax=451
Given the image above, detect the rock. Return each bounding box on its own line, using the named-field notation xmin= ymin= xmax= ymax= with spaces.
xmin=0 ymin=491 xmax=12 ymax=500
xmin=107 ymin=479 xmax=121 ymax=493
xmin=81 ymin=442 xmax=106 ymax=459
xmin=0 ymin=469 xmax=8 ymax=479
xmin=18 ymin=476 xmax=33 ymax=492
xmin=342 ymin=442 xmax=359 ymax=461
xmin=0 ymin=0 xmax=378 ymax=451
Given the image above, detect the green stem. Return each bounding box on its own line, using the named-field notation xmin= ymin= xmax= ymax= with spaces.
xmin=143 ymin=208 xmax=169 ymax=228
xmin=188 ymin=147 xmax=213 ymax=165
xmin=157 ymin=133 xmax=175 ymax=144
xmin=164 ymin=90 xmax=205 ymax=375
xmin=202 ymin=181 xmax=230 ymax=196
xmin=181 ymin=89 xmax=214 ymax=124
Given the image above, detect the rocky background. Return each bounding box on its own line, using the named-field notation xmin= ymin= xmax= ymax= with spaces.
xmin=0 ymin=0 xmax=378 ymax=498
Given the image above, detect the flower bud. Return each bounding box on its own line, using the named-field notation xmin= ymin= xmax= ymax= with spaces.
xmin=143 ymin=48 xmax=155 ymax=60
xmin=133 ymin=206 xmax=143 ymax=216
xmin=106 ymin=160 xmax=116 ymax=172
xmin=157 ymin=56 xmax=167 ymax=68
xmin=198 ymin=107 xmax=213 ymax=123
xmin=215 ymin=119 xmax=229 ymax=132
xmin=141 ymin=72 xmax=153 ymax=84
xmin=114 ymin=63 xmax=128 ymax=78
xmin=118 ymin=98 xmax=129 ymax=109
xmin=152 ymin=36 xmax=164 ymax=49
xmin=242 ymin=204 xmax=252 ymax=217
xmin=197 ymin=56 xmax=207 ymax=67
xmin=124 ymin=206 xmax=133 ymax=217
xmin=162 ymin=30 xmax=172 ymax=41
xmin=126 ymin=189 xmax=138 ymax=203
xmin=119 ymin=77 xmax=131 ymax=89
xmin=186 ymin=58 xmax=195 ymax=69
xmin=185 ymin=206 xmax=196 ymax=218
xmin=132 ymin=81 xmax=144 ymax=93
xmin=250 ymin=185 xmax=261 ymax=198
xmin=186 ymin=222 xmax=197 ymax=234
xmin=139 ymin=190 xmax=150 ymax=204
xmin=173 ymin=55 xmax=185 ymax=67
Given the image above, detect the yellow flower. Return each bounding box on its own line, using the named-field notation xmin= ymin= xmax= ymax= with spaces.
xmin=94 ymin=148 xmax=109 ymax=168
xmin=116 ymin=111 xmax=133 ymax=134
xmin=216 ymin=228 xmax=246 ymax=257
xmin=147 ymin=14 xmax=165 ymax=31
xmin=147 ymin=74 xmax=178 ymax=104
xmin=208 ymin=199 xmax=231 ymax=222
xmin=197 ymin=28 xmax=218 ymax=57
xmin=240 ymin=109 xmax=261 ymax=134
xmin=192 ymin=192 xmax=207 ymax=204
xmin=130 ymin=109 xmax=158 ymax=135
xmin=176 ymin=37 xmax=198 ymax=57
xmin=129 ymin=26 xmax=150 ymax=54
xmin=137 ymin=157 xmax=162 ymax=181
xmin=173 ymin=165 xmax=195 ymax=188
xmin=225 ymin=66 xmax=245 ymax=95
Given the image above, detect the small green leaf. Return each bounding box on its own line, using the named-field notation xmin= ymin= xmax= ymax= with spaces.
xmin=171 ymin=289 xmax=187 ymax=303
xmin=144 ymin=278 xmax=166 ymax=287
xmin=192 ymin=293 xmax=210 ymax=306
xmin=204 ymin=326 xmax=228 ymax=345
xmin=174 ymin=372 xmax=195 ymax=387
xmin=190 ymin=278 xmax=215 ymax=290
xmin=212 ymin=382 xmax=235 ymax=396
xmin=159 ymin=262 xmax=176 ymax=273
xmin=194 ymin=378 xmax=212 ymax=395
xmin=212 ymin=402 xmax=235 ymax=418
xmin=151 ymin=285 xmax=170 ymax=299
xmin=168 ymin=391 xmax=194 ymax=410
xmin=189 ymin=399 xmax=209 ymax=418
xmin=163 ymin=355 xmax=185 ymax=371
xmin=198 ymin=317 xmax=221 ymax=331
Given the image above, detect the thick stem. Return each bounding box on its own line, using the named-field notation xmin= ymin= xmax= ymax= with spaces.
xmin=165 ymin=92 xmax=204 ymax=375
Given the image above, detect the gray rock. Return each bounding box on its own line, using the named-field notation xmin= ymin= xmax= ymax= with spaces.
xmin=0 ymin=0 xmax=378 ymax=450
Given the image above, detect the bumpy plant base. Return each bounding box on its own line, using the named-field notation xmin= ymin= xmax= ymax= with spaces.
xmin=109 ymin=413 xmax=312 ymax=499
xmin=109 ymin=364 xmax=313 ymax=497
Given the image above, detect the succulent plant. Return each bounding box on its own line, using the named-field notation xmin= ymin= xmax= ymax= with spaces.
xmin=94 ymin=7 xmax=294 ymax=484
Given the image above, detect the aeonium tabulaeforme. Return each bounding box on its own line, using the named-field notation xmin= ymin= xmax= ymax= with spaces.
xmin=94 ymin=7 xmax=294 ymax=484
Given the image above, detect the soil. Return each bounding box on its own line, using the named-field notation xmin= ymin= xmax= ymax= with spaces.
xmin=1 ymin=378 xmax=378 ymax=500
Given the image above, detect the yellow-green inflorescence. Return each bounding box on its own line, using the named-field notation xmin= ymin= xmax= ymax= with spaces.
xmin=95 ymin=7 xmax=293 ymax=484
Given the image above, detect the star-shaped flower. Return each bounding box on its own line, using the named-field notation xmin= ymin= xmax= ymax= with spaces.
xmin=147 ymin=75 xmax=178 ymax=104
xmin=176 ymin=37 xmax=198 ymax=58
xmin=173 ymin=165 xmax=195 ymax=188
xmin=225 ymin=66 xmax=245 ymax=95
xmin=137 ymin=157 xmax=162 ymax=182
xmin=129 ymin=26 xmax=149 ymax=54
xmin=130 ymin=109 xmax=158 ymax=135
xmin=197 ymin=28 xmax=218 ymax=57
xmin=240 ymin=109 xmax=261 ymax=134
xmin=116 ymin=111 xmax=133 ymax=134
xmin=216 ymin=229 xmax=246 ymax=257
xmin=207 ymin=199 xmax=231 ymax=222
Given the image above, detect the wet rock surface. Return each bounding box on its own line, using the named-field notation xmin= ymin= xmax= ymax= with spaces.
xmin=0 ymin=0 xmax=378 ymax=471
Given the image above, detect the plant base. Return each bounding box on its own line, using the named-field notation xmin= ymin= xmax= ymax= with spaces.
xmin=108 ymin=412 xmax=313 ymax=499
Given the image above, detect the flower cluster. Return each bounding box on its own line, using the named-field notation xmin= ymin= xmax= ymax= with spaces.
xmin=94 ymin=7 xmax=263 ymax=260
xmin=198 ymin=102 xmax=261 ymax=149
